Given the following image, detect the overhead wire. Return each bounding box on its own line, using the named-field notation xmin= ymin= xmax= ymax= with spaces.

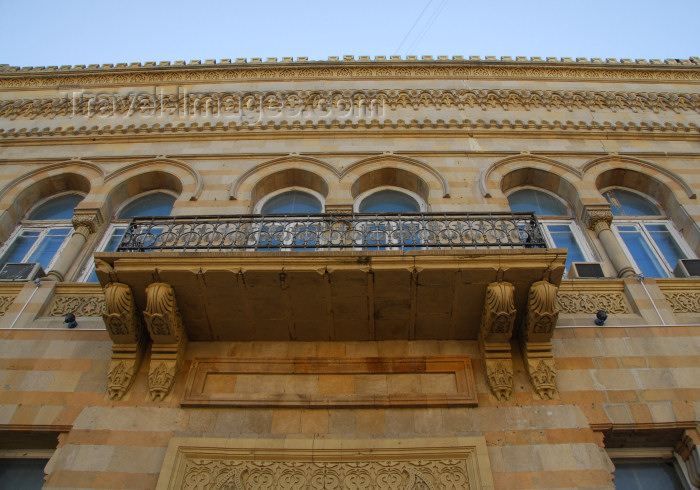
xmin=405 ymin=0 xmax=449 ymax=55
xmin=393 ymin=0 xmax=435 ymax=55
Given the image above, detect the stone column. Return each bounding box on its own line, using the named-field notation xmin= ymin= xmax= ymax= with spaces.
xmin=46 ymin=209 xmax=103 ymax=282
xmin=584 ymin=206 xmax=636 ymax=278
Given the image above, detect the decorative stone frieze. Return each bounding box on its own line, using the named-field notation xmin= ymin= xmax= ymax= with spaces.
xmin=2 ymin=118 xmax=699 ymax=144
xmin=2 ymin=89 xmax=698 ymax=120
xmin=1 ymin=60 xmax=699 ymax=89
xmin=0 ymin=296 xmax=16 ymax=315
xmin=49 ymin=295 xmax=106 ymax=317
xmin=156 ymin=437 xmax=495 ymax=490
xmin=521 ymin=281 xmax=559 ymax=400
xmin=143 ymin=282 xmax=187 ymax=401
xmin=556 ymin=291 xmax=631 ymax=314
xmin=479 ymin=281 xmax=516 ymax=401
xmin=664 ymin=291 xmax=700 ymax=313
xmin=102 ymin=282 xmax=148 ymax=401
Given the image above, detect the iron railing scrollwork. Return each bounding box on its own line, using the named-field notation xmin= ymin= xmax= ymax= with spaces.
xmin=116 ymin=212 xmax=546 ymax=252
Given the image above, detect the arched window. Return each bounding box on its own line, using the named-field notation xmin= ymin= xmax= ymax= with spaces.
xmin=604 ymin=188 xmax=693 ymax=278
xmin=254 ymin=189 xmax=323 ymax=250
xmin=507 ymin=188 xmax=594 ymax=275
xmin=355 ymin=188 xmax=424 ymax=213
xmin=0 ymin=193 xmax=83 ymax=271
xmin=355 ymin=188 xmax=425 ymax=249
xmin=260 ymin=190 xmax=322 ymax=214
xmin=81 ymin=192 xmax=176 ymax=281
xmin=358 ymin=189 xmax=421 ymax=213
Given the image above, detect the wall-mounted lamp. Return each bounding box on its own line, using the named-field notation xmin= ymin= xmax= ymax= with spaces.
xmin=594 ymin=310 xmax=607 ymax=326
xmin=64 ymin=313 xmax=77 ymax=329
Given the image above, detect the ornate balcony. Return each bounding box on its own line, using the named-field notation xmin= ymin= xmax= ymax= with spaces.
xmin=116 ymin=212 xmax=546 ymax=252
xmin=95 ymin=212 xmax=566 ymax=401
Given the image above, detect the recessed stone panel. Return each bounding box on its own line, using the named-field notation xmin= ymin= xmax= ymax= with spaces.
xmin=182 ymin=356 xmax=478 ymax=408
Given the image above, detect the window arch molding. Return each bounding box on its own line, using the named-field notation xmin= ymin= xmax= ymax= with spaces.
xmin=504 ymin=187 xmax=573 ymax=217
xmin=0 ymin=191 xmax=87 ymax=272
xmin=595 ymin=168 xmax=700 ymax=258
xmin=0 ymin=172 xmax=92 ymax=242
xmin=103 ymin=170 xmax=183 ymax=220
xmin=250 ymin=169 xmax=329 ymax=212
xmin=253 ymin=187 xmax=325 ymax=214
xmin=114 ymin=190 xmax=178 ymax=219
xmin=350 ymin=168 xmax=430 ymax=205
xmin=501 ymin=167 xmax=583 ymax=219
xmin=353 ymin=186 xmax=427 ymax=213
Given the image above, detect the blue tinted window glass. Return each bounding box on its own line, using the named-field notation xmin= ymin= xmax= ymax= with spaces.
xmin=359 ymin=190 xmax=420 ymax=213
xmin=507 ymin=189 xmax=568 ymax=216
xmin=261 ymin=191 xmax=322 ymax=214
xmin=613 ymin=461 xmax=684 ymax=490
xmin=547 ymin=224 xmax=585 ymax=272
xmin=118 ymin=192 xmax=175 ymax=219
xmin=0 ymin=230 xmax=40 ymax=266
xmin=647 ymin=224 xmax=686 ymax=270
xmin=85 ymin=228 xmax=126 ymax=282
xmin=27 ymin=194 xmax=83 ymax=220
xmin=0 ymin=458 xmax=49 ymax=490
xmin=604 ymin=189 xmax=659 ymax=216
xmin=27 ymin=229 xmax=71 ymax=269
xmin=618 ymin=226 xmax=668 ymax=277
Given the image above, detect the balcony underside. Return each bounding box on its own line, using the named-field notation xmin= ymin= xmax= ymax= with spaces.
xmin=95 ymin=249 xmax=566 ymax=342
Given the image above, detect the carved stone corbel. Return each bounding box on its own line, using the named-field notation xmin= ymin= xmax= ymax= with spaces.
xmin=143 ymin=283 xmax=187 ymax=401
xmin=102 ymin=282 xmax=147 ymax=401
xmin=479 ymin=281 xmax=516 ymax=401
xmin=521 ymin=280 xmax=559 ymax=400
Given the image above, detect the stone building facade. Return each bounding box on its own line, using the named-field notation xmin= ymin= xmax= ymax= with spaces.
xmin=0 ymin=55 xmax=699 ymax=489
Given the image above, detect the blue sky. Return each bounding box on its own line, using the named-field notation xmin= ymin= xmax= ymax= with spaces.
xmin=1 ymin=0 xmax=698 ymax=67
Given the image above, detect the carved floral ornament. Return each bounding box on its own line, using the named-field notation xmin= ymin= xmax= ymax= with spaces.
xmin=664 ymin=291 xmax=700 ymax=313
xmin=49 ymin=295 xmax=106 ymax=317
xmin=1 ymin=89 xmax=699 ymax=120
xmin=2 ymin=118 xmax=697 ymax=141
xmin=556 ymin=291 xmax=631 ymax=314
xmin=157 ymin=437 xmax=495 ymax=490
xmin=0 ymin=296 xmax=16 ymax=315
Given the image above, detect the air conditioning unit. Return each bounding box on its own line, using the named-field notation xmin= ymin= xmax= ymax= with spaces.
xmin=0 ymin=263 xmax=45 ymax=281
xmin=674 ymin=259 xmax=700 ymax=278
xmin=568 ymin=262 xmax=606 ymax=279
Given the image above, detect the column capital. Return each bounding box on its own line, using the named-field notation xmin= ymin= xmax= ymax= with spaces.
xmin=583 ymin=205 xmax=613 ymax=231
xmin=71 ymin=208 xmax=104 ymax=235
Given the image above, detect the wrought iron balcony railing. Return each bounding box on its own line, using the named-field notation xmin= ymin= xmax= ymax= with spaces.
xmin=116 ymin=212 xmax=545 ymax=252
